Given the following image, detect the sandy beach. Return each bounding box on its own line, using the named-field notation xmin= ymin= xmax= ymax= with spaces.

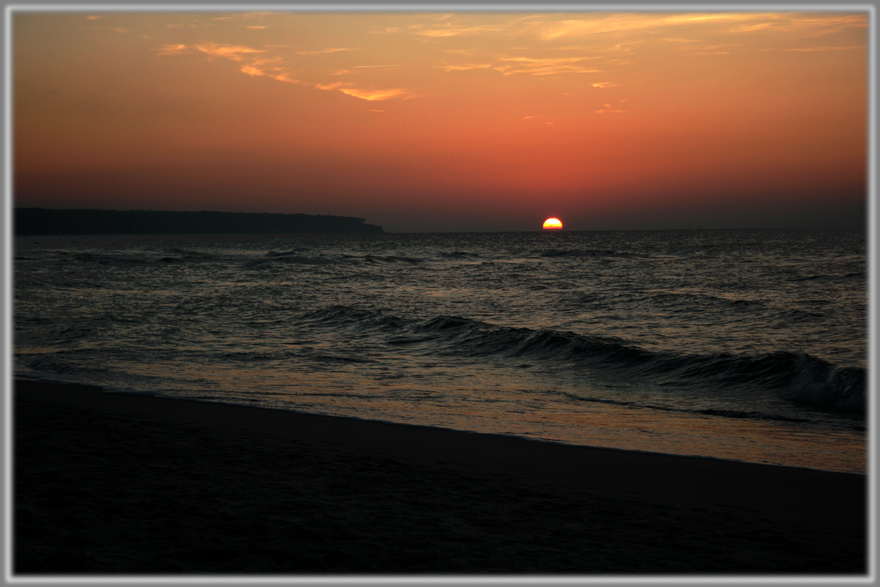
xmin=12 ymin=378 xmax=868 ymax=576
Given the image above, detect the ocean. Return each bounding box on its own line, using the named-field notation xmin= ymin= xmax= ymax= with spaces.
xmin=12 ymin=228 xmax=867 ymax=474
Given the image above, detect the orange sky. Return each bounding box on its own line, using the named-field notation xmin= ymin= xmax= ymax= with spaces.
xmin=13 ymin=10 xmax=868 ymax=231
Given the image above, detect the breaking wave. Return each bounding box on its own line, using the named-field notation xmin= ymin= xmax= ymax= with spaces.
xmin=302 ymin=305 xmax=866 ymax=412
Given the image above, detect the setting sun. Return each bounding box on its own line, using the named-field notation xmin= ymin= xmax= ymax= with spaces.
xmin=543 ymin=218 xmax=563 ymax=230
xmin=11 ymin=11 xmax=867 ymax=231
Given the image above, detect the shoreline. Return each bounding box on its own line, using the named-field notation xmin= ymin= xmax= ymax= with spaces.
xmin=12 ymin=378 xmax=869 ymax=576
xmin=27 ymin=375 xmax=866 ymax=476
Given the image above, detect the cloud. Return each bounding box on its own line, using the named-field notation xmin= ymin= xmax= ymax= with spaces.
xmin=211 ymin=12 xmax=277 ymax=21
xmin=246 ymin=25 xmax=267 ymax=30
xmin=158 ymin=42 xmax=302 ymax=85
xmin=315 ymin=82 xmax=348 ymax=91
xmin=729 ymin=22 xmax=775 ymax=33
xmin=412 ymin=24 xmax=505 ymax=38
xmin=533 ymin=14 xmax=684 ymax=39
xmin=783 ymin=45 xmax=866 ymax=52
xmin=270 ymin=72 xmax=299 ymax=84
xmin=194 ymin=43 xmax=265 ymax=61
xmin=591 ymin=82 xmax=619 ymax=88
xmin=312 ymin=82 xmax=415 ymax=101
xmin=155 ymin=43 xmax=189 ymax=56
xmin=435 ymin=63 xmax=493 ymax=72
xmin=155 ymin=35 xmax=410 ymax=101
xmin=338 ymin=87 xmax=413 ymax=101
xmin=530 ymin=12 xmax=866 ymax=42
xmin=370 ymin=27 xmax=402 ymax=34
xmin=240 ymin=65 xmax=265 ymax=77
xmin=495 ymin=56 xmax=600 ymax=76
xmin=156 ymin=42 xmax=257 ymax=61
xmin=596 ymin=105 xmax=630 ymax=114
xmin=733 ymin=13 xmax=867 ymax=35
xmin=297 ymin=47 xmax=358 ymax=56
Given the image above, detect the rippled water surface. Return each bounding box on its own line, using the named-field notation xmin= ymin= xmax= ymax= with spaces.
xmin=14 ymin=228 xmax=867 ymax=473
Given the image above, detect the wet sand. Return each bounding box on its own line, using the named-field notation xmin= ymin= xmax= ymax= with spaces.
xmin=12 ymin=378 xmax=868 ymax=576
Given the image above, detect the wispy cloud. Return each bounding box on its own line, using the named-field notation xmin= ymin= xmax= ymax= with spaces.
xmin=194 ymin=43 xmax=265 ymax=61
xmin=370 ymin=27 xmax=402 ymax=35
xmin=435 ymin=63 xmax=493 ymax=72
xmin=241 ymin=61 xmax=300 ymax=82
xmin=315 ymin=82 xmax=348 ymax=91
xmin=155 ymin=43 xmax=189 ymax=56
xmin=240 ymin=65 xmax=264 ymax=77
xmin=297 ymin=47 xmax=359 ymax=56
xmin=270 ymin=72 xmax=299 ymax=84
xmin=729 ymin=22 xmax=776 ymax=33
xmin=495 ymin=56 xmax=600 ymax=76
xmin=338 ymin=87 xmax=412 ymax=101
xmin=352 ymin=64 xmax=401 ymax=69
xmin=596 ymin=105 xmax=629 ymax=114
xmin=529 ymin=12 xmax=866 ymax=42
xmin=211 ymin=12 xmax=277 ymax=22
xmin=156 ymin=39 xmax=413 ymax=100
xmin=411 ymin=24 xmax=505 ymax=38
xmin=533 ymin=14 xmax=685 ymax=39
xmin=310 ymin=79 xmax=415 ymax=101
xmin=776 ymin=45 xmax=866 ymax=52
xmin=157 ymin=42 xmax=300 ymax=85
xmin=312 ymin=80 xmax=415 ymax=101
xmin=591 ymin=81 xmax=619 ymax=88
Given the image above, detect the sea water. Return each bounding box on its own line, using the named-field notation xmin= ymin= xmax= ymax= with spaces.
xmin=12 ymin=228 xmax=868 ymax=473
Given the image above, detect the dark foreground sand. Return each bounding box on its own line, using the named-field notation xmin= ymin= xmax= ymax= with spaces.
xmin=13 ymin=379 xmax=868 ymax=576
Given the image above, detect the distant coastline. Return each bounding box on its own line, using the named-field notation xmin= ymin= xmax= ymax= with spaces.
xmin=14 ymin=208 xmax=384 ymax=235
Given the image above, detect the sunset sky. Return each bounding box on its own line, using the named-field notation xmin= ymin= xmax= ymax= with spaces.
xmin=12 ymin=10 xmax=868 ymax=232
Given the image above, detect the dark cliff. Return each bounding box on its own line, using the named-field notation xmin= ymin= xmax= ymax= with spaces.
xmin=15 ymin=208 xmax=384 ymax=235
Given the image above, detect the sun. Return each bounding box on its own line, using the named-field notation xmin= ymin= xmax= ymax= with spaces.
xmin=542 ymin=217 xmax=563 ymax=230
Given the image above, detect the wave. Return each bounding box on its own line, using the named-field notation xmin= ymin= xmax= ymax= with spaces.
xmin=537 ymin=248 xmax=648 ymax=259
xmin=299 ymin=305 xmax=410 ymax=331
xmin=360 ymin=254 xmax=422 ymax=264
xmin=73 ymin=252 xmax=148 ymax=266
xmin=560 ymin=392 xmax=813 ymax=423
xmin=300 ymin=306 xmax=866 ymax=412
xmin=61 ymin=250 xmax=219 ymax=266
xmin=789 ymin=271 xmax=866 ymax=283
xmin=245 ymin=251 xmax=334 ymax=266
xmin=639 ymin=291 xmax=763 ymax=309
